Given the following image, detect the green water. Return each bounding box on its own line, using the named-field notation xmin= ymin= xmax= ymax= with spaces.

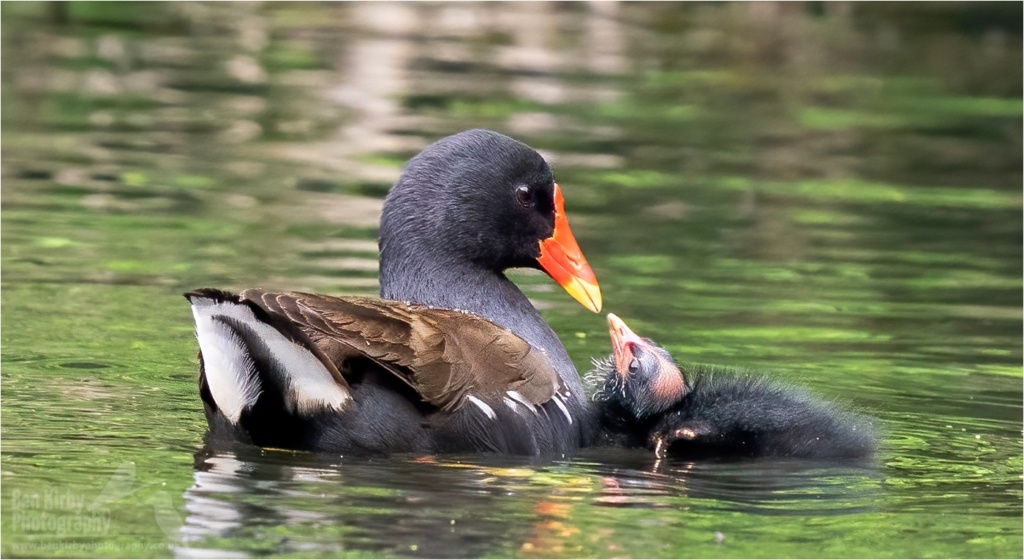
xmin=2 ymin=2 xmax=1021 ymax=558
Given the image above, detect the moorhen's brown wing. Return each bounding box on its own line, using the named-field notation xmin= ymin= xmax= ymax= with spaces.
xmin=239 ymin=289 xmax=562 ymax=414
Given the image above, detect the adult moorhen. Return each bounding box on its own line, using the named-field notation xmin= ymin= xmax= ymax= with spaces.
xmin=589 ymin=314 xmax=877 ymax=459
xmin=186 ymin=130 xmax=602 ymax=456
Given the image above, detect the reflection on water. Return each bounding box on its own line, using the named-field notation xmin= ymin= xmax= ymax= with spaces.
xmin=1 ymin=2 xmax=1021 ymax=558
xmin=180 ymin=448 xmax=545 ymax=558
xmin=178 ymin=446 xmax=883 ymax=557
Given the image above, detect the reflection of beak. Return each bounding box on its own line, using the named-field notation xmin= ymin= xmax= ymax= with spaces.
xmin=537 ymin=184 xmax=602 ymax=313
xmin=607 ymin=313 xmax=645 ymax=378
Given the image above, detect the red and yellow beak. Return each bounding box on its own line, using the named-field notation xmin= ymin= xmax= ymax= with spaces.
xmin=607 ymin=313 xmax=645 ymax=378
xmin=537 ymin=184 xmax=602 ymax=313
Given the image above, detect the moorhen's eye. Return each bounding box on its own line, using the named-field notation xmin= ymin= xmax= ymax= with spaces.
xmin=515 ymin=185 xmax=532 ymax=207
xmin=627 ymin=358 xmax=639 ymax=374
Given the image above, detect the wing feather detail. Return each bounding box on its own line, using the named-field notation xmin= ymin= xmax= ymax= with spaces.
xmin=238 ymin=290 xmax=561 ymax=413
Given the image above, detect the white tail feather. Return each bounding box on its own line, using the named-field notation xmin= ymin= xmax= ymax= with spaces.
xmin=192 ymin=304 xmax=262 ymax=423
xmin=191 ymin=296 xmax=350 ymax=423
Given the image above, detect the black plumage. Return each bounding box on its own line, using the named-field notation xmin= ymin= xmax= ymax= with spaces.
xmin=186 ymin=130 xmax=603 ymax=456
xmin=589 ymin=314 xmax=877 ymax=459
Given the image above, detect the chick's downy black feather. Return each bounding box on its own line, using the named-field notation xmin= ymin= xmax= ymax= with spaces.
xmin=587 ymin=317 xmax=877 ymax=460
xmin=649 ymin=365 xmax=876 ymax=459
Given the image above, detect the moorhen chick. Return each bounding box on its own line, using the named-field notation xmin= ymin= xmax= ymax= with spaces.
xmin=588 ymin=314 xmax=877 ymax=459
xmin=186 ymin=130 xmax=603 ymax=456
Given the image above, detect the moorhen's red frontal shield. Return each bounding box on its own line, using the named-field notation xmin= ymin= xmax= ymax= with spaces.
xmin=537 ymin=184 xmax=603 ymax=313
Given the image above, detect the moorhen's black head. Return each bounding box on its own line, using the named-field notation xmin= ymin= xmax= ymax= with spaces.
xmin=379 ymin=129 xmax=601 ymax=312
xmin=591 ymin=313 xmax=687 ymax=419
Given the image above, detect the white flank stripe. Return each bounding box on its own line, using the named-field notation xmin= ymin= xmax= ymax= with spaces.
xmin=506 ymin=390 xmax=539 ymax=416
xmin=467 ymin=395 xmax=496 ymax=420
xmin=505 ymin=390 xmax=530 ymax=407
xmin=503 ymin=397 xmax=518 ymax=412
xmin=551 ymin=393 xmax=573 ymax=425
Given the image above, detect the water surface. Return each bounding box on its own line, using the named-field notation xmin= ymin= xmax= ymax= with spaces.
xmin=2 ymin=2 xmax=1021 ymax=558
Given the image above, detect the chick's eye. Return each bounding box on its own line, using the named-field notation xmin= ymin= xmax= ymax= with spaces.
xmin=627 ymin=358 xmax=639 ymax=374
xmin=515 ymin=185 xmax=532 ymax=207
